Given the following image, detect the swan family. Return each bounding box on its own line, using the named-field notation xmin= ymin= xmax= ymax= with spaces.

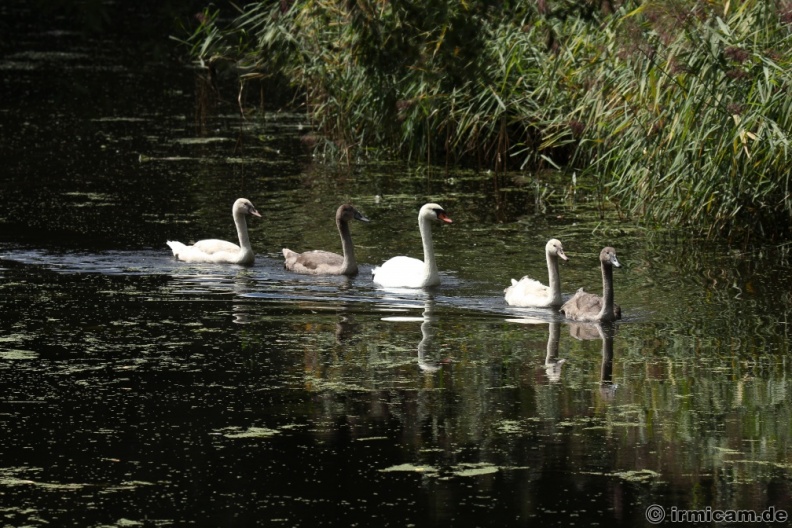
xmin=166 ymin=198 xmax=623 ymax=321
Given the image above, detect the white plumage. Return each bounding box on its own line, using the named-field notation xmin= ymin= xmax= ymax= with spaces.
xmin=372 ymin=203 xmax=452 ymax=288
xmin=505 ymin=238 xmax=568 ymax=308
xmin=166 ymin=198 xmax=261 ymax=266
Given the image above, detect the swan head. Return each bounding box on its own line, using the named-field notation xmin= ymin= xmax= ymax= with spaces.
xmin=337 ymin=203 xmax=370 ymax=224
xmin=600 ymin=247 xmax=621 ymax=268
xmin=547 ymin=238 xmax=568 ymax=261
xmin=233 ymin=198 xmax=262 ymax=218
xmin=420 ymin=203 xmax=452 ymax=224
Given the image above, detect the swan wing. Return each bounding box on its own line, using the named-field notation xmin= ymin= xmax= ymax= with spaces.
xmin=559 ymin=289 xmax=600 ymax=321
xmin=283 ymin=249 xmax=346 ymax=275
xmin=560 ymin=288 xmax=623 ymax=321
xmin=167 ymin=239 xmax=251 ymax=265
xmin=372 ymin=256 xmax=427 ymax=288
xmin=504 ymin=276 xmax=554 ymax=307
xmin=192 ymin=239 xmax=241 ymax=254
xmin=559 ymin=289 xmax=622 ymax=322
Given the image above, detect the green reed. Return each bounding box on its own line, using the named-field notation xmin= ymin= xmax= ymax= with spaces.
xmin=179 ymin=0 xmax=792 ymax=240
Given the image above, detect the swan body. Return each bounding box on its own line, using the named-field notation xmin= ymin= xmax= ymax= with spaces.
xmin=282 ymin=204 xmax=370 ymax=276
xmin=372 ymin=203 xmax=452 ymax=288
xmin=166 ymin=198 xmax=261 ymax=265
xmin=560 ymin=247 xmax=622 ymax=322
xmin=504 ymin=238 xmax=568 ymax=307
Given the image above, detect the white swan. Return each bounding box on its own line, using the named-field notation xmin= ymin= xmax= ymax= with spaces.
xmin=372 ymin=203 xmax=452 ymax=288
xmin=166 ymin=198 xmax=261 ymax=265
xmin=282 ymin=204 xmax=370 ymax=276
xmin=504 ymin=238 xmax=568 ymax=308
xmin=560 ymin=247 xmax=622 ymax=322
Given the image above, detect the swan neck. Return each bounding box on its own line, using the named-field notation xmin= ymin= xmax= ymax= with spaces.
xmin=234 ymin=209 xmax=252 ymax=252
xmin=338 ymin=218 xmax=357 ymax=273
xmin=546 ymin=251 xmax=561 ymax=303
xmin=599 ymin=262 xmax=615 ymax=319
xmin=419 ymin=214 xmax=438 ymax=280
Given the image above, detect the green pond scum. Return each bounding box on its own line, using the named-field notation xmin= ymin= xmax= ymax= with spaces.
xmin=1 ymin=1 xmax=792 ymax=527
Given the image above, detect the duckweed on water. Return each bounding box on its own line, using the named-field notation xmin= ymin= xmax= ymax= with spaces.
xmin=450 ymin=463 xmax=500 ymax=478
xmin=220 ymin=426 xmax=281 ymax=439
xmin=380 ymin=462 xmax=518 ymax=479
xmin=173 ymin=137 xmax=234 ymax=145
xmin=0 ymin=349 xmax=38 ymax=360
xmin=380 ymin=464 xmax=439 ymax=475
xmin=610 ymin=470 xmax=662 ymax=484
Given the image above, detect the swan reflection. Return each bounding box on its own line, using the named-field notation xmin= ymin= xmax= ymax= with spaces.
xmin=544 ymin=321 xmax=565 ymax=382
xmin=569 ymin=321 xmax=617 ymax=397
xmin=418 ymin=299 xmax=441 ymax=373
xmin=379 ymin=296 xmax=444 ymax=374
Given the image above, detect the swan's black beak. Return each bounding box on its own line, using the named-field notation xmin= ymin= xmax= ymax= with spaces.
xmin=355 ymin=211 xmax=370 ymax=223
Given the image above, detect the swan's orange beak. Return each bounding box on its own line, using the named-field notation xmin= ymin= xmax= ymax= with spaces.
xmin=438 ymin=212 xmax=452 ymax=224
xmin=251 ymin=210 xmax=262 ymax=218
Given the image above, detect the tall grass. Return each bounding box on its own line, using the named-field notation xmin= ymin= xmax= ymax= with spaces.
xmin=179 ymin=0 xmax=792 ymax=240
xmin=567 ymin=1 xmax=792 ymax=240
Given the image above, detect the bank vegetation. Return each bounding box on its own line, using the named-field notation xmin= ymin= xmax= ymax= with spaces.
xmin=181 ymin=0 xmax=792 ymax=241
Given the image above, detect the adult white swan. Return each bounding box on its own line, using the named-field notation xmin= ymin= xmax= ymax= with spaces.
xmin=372 ymin=203 xmax=452 ymax=288
xmin=282 ymin=204 xmax=370 ymax=276
xmin=504 ymin=238 xmax=568 ymax=308
xmin=560 ymin=247 xmax=622 ymax=322
xmin=166 ymin=198 xmax=261 ymax=265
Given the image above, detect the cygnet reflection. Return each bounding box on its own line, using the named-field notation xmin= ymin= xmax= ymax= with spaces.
xmin=569 ymin=321 xmax=617 ymax=397
xmin=544 ymin=321 xmax=565 ymax=382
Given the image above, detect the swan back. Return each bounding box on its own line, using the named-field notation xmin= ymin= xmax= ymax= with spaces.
xmin=560 ymin=247 xmax=622 ymax=322
xmin=282 ymin=203 xmax=370 ymax=275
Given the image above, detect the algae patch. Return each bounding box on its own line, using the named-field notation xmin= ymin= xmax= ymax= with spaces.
xmin=0 ymin=349 xmax=38 ymax=360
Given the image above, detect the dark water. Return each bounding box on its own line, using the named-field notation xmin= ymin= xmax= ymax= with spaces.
xmin=2 ymin=3 xmax=792 ymax=527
